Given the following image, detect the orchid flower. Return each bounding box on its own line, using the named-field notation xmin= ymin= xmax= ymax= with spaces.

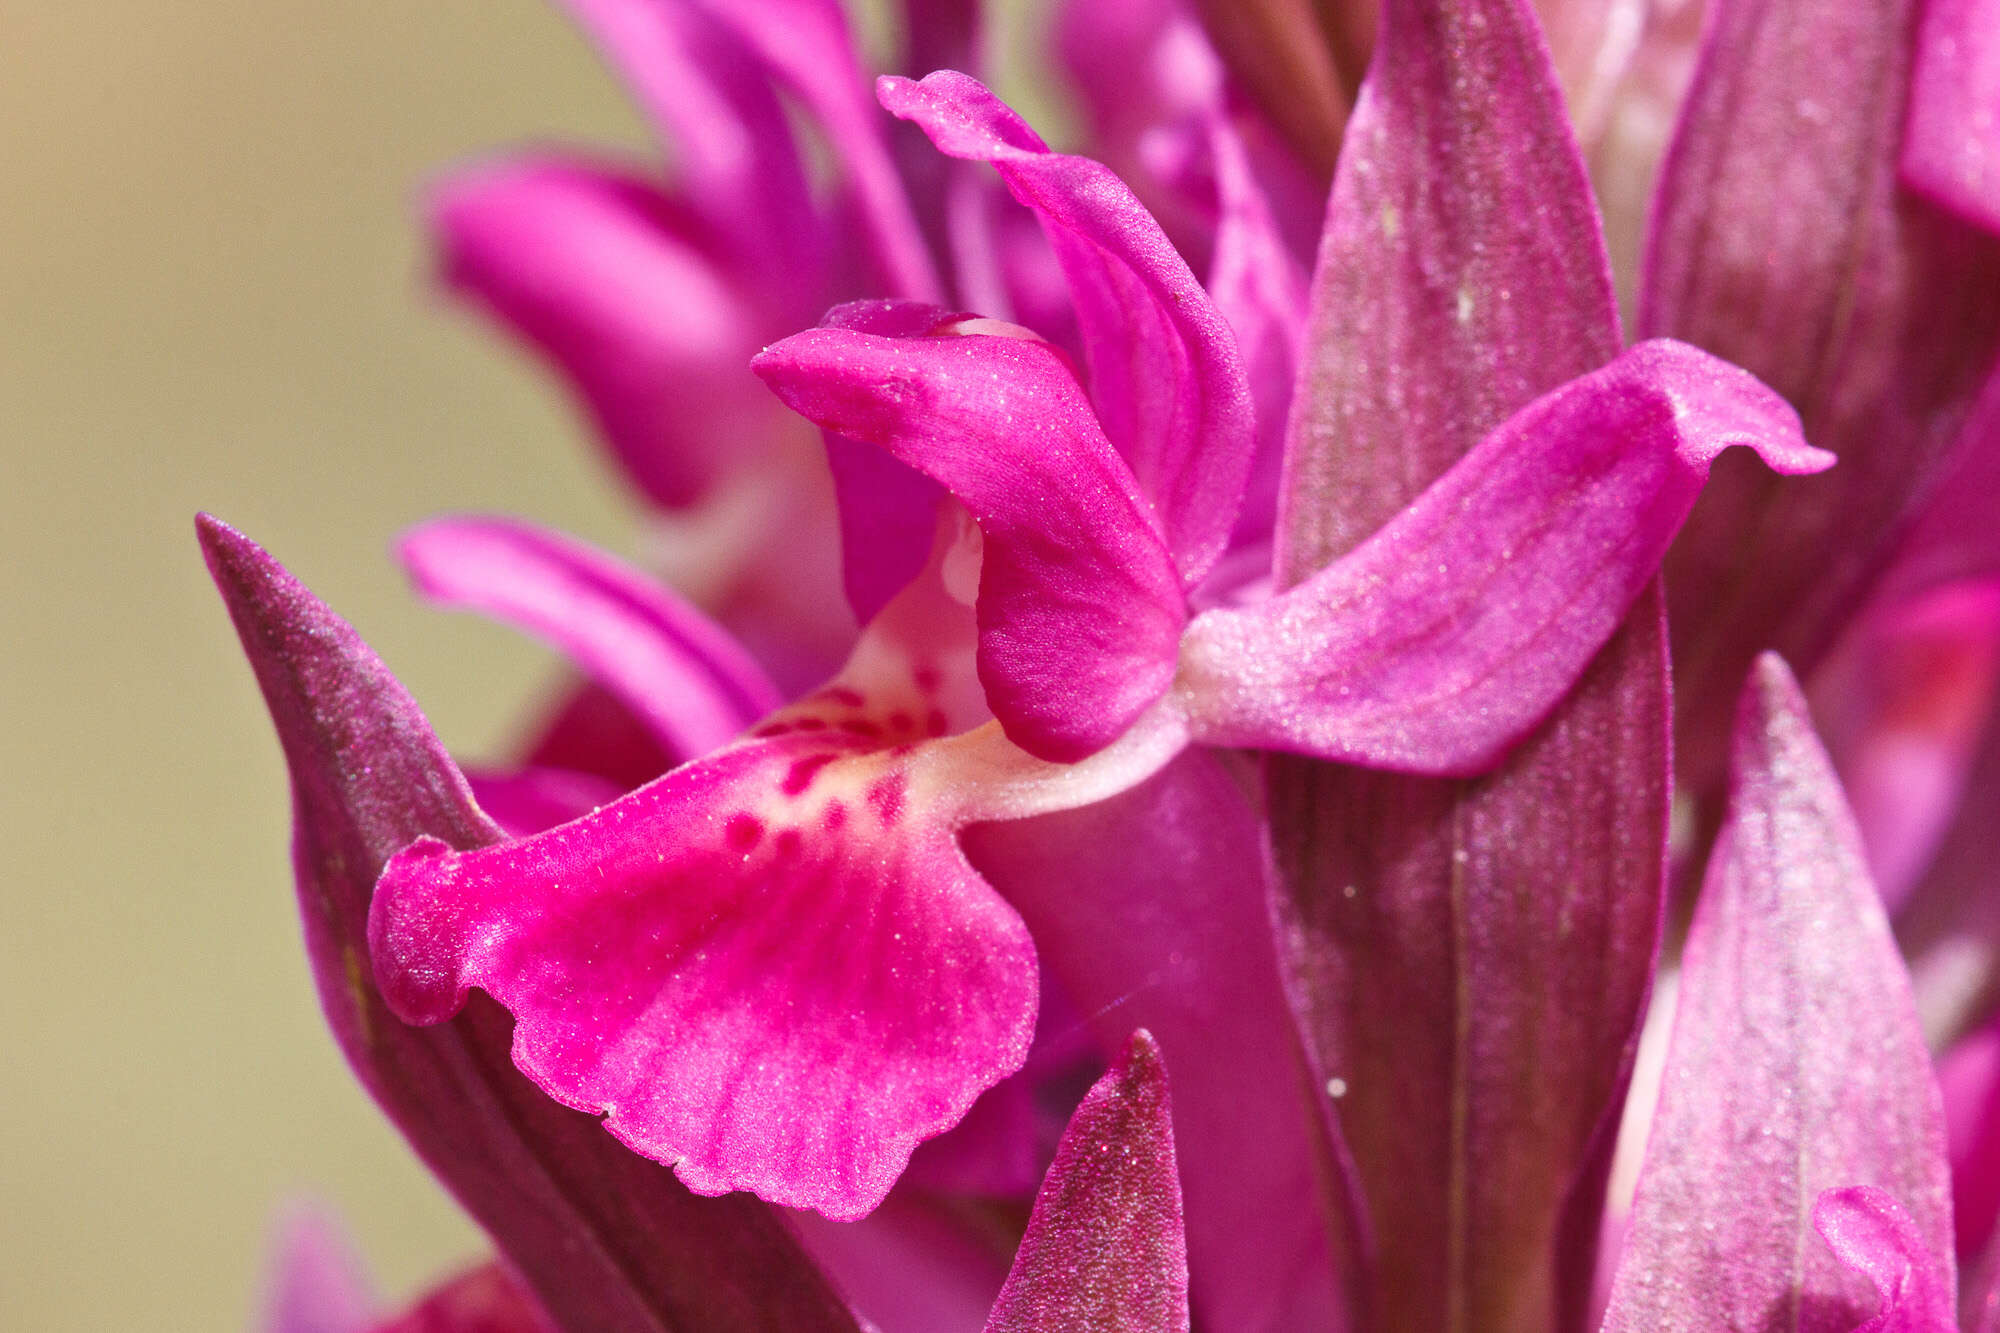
xmin=364 ymin=62 xmax=1822 ymax=1225
xmin=199 ymin=0 xmax=2000 ymax=1328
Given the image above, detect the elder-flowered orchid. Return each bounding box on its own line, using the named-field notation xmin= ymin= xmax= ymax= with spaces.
xmin=373 ymin=58 xmax=1821 ymax=1225
xmin=202 ymin=0 xmax=2000 ymax=1329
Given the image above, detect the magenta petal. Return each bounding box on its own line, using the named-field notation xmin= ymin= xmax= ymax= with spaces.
xmin=1903 ymin=0 xmax=2000 ymax=234
xmin=552 ymin=0 xmax=818 ymax=274
xmin=983 ymin=1032 xmax=1189 ymax=1333
xmin=754 ymin=320 xmax=1187 ymax=763
xmin=965 ymin=751 xmax=1343 ymax=1331
xmin=880 ymin=70 xmax=1258 ymax=588
xmin=1185 ymin=340 xmax=1830 ymax=774
xmin=818 ymin=298 xmax=952 ymax=625
xmin=1602 ymin=657 xmax=1954 ymax=1330
xmin=398 ymin=516 xmax=782 ymax=762
xmin=1814 ymin=1187 xmax=1958 ymax=1332
xmin=197 ymin=516 xmax=860 ymax=1331
xmin=1204 ymin=109 xmax=1309 ymax=562
xmin=369 ymin=733 xmax=1038 ymax=1220
xmin=699 ymin=0 xmax=942 ymax=302
xmin=1644 ymin=0 xmax=2000 ymax=791
xmin=260 ymin=1205 xmax=376 ymax=1333
xmin=429 ymin=156 xmax=789 ymax=509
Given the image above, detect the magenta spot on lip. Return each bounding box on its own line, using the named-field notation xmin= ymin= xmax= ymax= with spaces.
xmin=823 ymin=686 xmax=866 ymax=708
xmin=724 ymin=813 xmax=764 ymax=850
xmin=782 ymin=753 xmax=839 ymax=796
xmin=867 ymin=775 xmax=907 ymax=824
xmin=774 ymin=829 xmax=804 ymax=859
xmin=752 ymin=721 xmax=795 ymax=738
xmin=888 ymin=710 xmax=914 ymax=732
xmin=925 ymin=709 xmax=950 ymax=737
xmin=913 ymin=666 xmax=941 ymax=695
xmin=823 ymin=801 xmax=848 ymax=830
xmin=839 ymin=718 xmax=883 ymax=739
xmin=795 ymin=717 xmax=829 ymax=732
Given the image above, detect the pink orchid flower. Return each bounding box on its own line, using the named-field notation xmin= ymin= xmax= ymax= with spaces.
xmin=201 ymin=0 xmax=2000 ymax=1328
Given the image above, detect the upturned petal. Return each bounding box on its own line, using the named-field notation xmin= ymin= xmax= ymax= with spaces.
xmin=755 ymin=315 xmax=1187 ymax=764
xmin=429 ymin=156 xmax=792 ymax=508
xmin=983 ymin=1032 xmax=1190 ymax=1333
xmin=879 ymin=70 xmax=1258 ymax=588
xmin=198 ymin=515 xmax=861 ymax=1331
xmin=1183 ymin=339 xmax=1830 ymax=775
xmin=1601 ymin=656 xmax=1954 ymax=1330
xmin=1902 ymin=0 xmax=2000 ymax=235
xmin=398 ymin=516 xmax=782 ymax=761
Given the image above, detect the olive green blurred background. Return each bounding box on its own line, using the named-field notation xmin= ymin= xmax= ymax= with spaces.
xmin=2 ymin=4 xmax=658 ymax=1326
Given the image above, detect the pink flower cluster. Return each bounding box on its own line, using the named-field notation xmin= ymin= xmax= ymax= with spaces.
xmin=204 ymin=0 xmax=2000 ymax=1328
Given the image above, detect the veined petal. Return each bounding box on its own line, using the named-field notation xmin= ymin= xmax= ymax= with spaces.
xmin=983 ymin=1032 xmax=1190 ymax=1333
xmin=755 ymin=316 xmax=1187 ymax=764
xmin=428 ymin=156 xmax=790 ymax=509
xmin=1277 ymin=0 xmax=1621 ymax=582
xmin=369 ymin=731 xmax=1041 ymax=1221
xmin=1265 ymin=2 xmax=1676 ymax=1323
xmin=1183 ymin=339 xmax=1829 ymax=774
xmin=398 ymin=516 xmax=782 ymax=761
xmin=1601 ymin=657 xmax=1954 ymax=1330
xmin=1902 ymin=0 xmax=2000 ymax=234
xmin=196 ymin=516 xmax=861 ymax=1331
xmin=879 ymin=70 xmax=1258 ymax=588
